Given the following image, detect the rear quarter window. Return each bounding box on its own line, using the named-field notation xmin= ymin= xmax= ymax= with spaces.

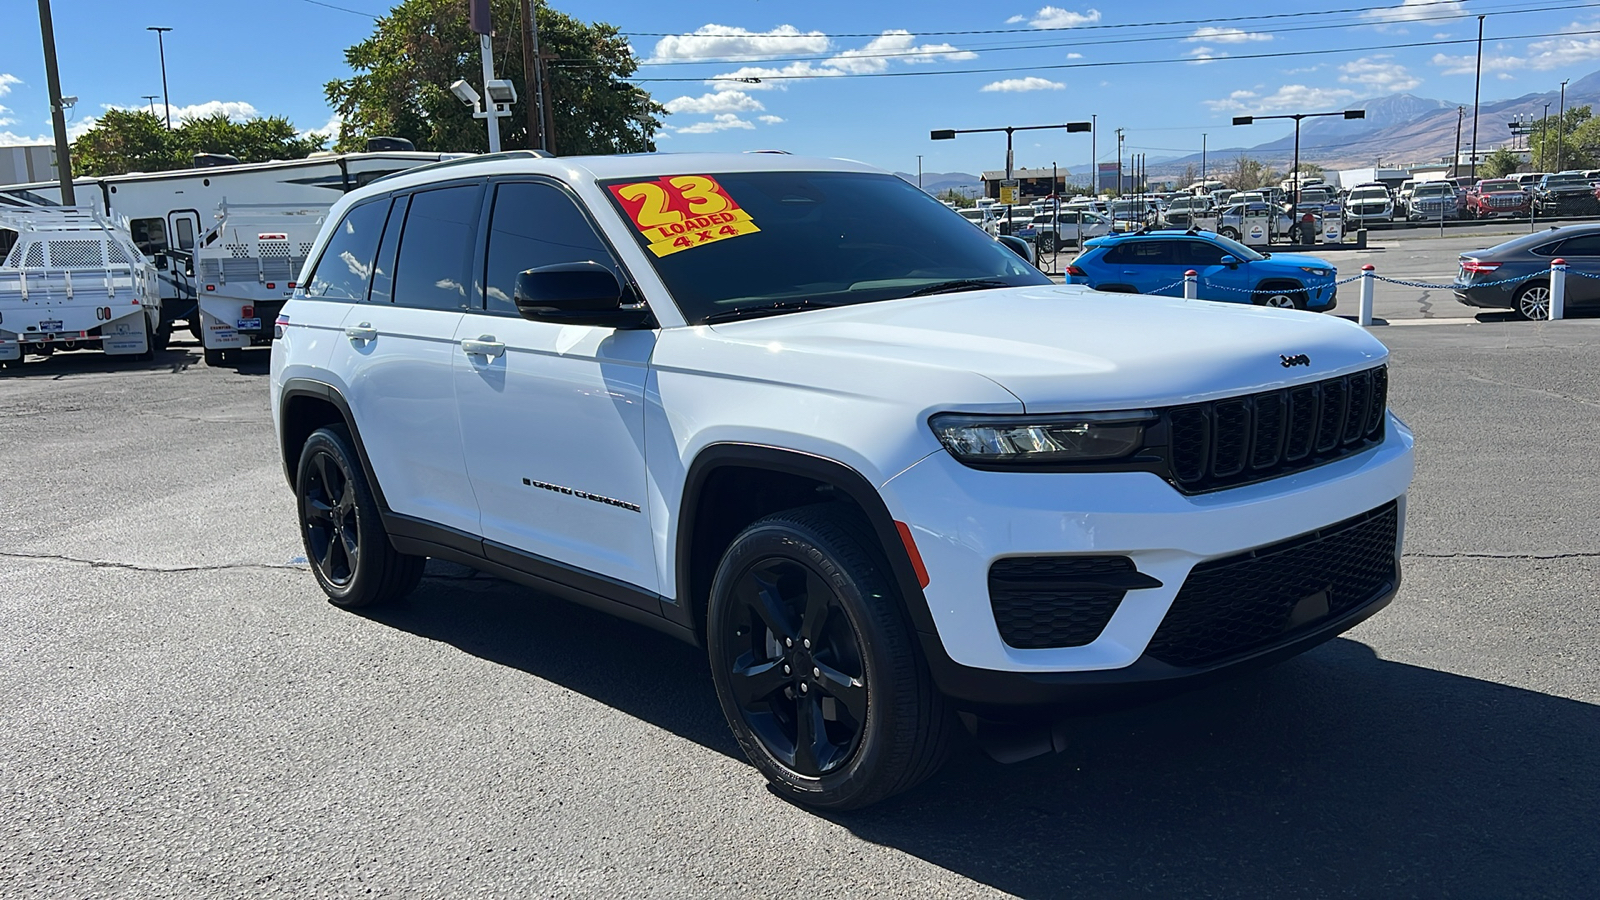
xmin=305 ymin=199 xmax=389 ymax=302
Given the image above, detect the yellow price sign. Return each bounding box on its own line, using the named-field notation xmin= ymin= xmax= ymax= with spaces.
xmin=608 ymin=174 xmax=762 ymax=257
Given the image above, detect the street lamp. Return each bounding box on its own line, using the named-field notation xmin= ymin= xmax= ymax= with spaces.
xmin=142 ymin=94 xmax=160 ymax=116
xmin=1232 ymin=108 xmax=1365 ymax=209
xmin=147 ymin=26 xmax=173 ymax=129
xmin=932 ymin=122 xmax=1092 ymax=235
xmin=1558 ymin=78 xmax=1569 ymax=171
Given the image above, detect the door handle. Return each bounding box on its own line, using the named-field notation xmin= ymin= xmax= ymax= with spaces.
xmin=461 ymin=335 xmax=505 ymax=359
xmin=345 ymin=323 xmax=377 ymax=341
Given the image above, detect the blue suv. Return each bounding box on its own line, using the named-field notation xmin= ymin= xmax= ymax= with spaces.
xmin=1067 ymin=230 xmax=1338 ymax=311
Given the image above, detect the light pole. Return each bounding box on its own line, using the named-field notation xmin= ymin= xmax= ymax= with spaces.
xmin=1115 ymin=128 xmax=1124 ymax=197
xmin=1558 ymin=78 xmax=1569 ymax=171
xmin=1233 ymin=108 xmax=1365 ymax=209
xmin=147 ymin=26 xmax=173 ymax=129
xmin=1454 ymin=106 xmax=1464 ymax=178
xmin=1541 ymin=102 xmax=1551 ymax=171
xmin=1201 ymin=133 xmax=1207 ymax=187
xmin=37 ymin=0 xmax=74 ymax=205
xmin=931 ymin=121 xmax=1092 ymax=236
xmin=1470 ymin=14 xmax=1484 ymax=181
xmin=142 ymin=94 xmax=160 ymax=115
xmin=917 ymin=154 xmax=923 ymax=190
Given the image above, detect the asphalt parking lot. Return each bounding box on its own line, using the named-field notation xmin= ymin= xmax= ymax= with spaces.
xmin=3 ymin=232 xmax=1597 ymax=898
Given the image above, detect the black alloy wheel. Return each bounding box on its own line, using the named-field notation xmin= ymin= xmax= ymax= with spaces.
xmin=707 ymin=505 xmax=955 ymax=810
xmin=721 ymin=556 xmax=870 ymax=778
xmin=295 ymin=425 xmax=424 ymax=607
xmin=302 ymin=448 xmax=360 ymax=589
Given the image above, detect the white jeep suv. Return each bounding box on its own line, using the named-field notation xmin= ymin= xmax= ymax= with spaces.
xmin=270 ymin=152 xmax=1414 ymax=809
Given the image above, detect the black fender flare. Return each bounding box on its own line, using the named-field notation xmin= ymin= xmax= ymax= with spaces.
xmin=277 ymin=378 xmax=389 ymax=512
xmin=675 ymin=443 xmax=938 ymax=641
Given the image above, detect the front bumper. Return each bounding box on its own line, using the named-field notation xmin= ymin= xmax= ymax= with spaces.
xmin=882 ymin=415 xmax=1413 ymax=710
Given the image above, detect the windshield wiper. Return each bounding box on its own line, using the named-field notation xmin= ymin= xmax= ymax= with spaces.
xmin=903 ymin=278 xmax=1012 ymax=298
xmin=701 ymin=299 xmax=842 ymax=324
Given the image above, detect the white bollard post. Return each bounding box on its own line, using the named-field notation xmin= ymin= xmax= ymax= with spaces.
xmin=1550 ymin=257 xmax=1566 ymax=321
xmin=1183 ymin=269 xmax=1198 ymax=300
xmin=1359 ymin=264 xmax=1375 ymax=326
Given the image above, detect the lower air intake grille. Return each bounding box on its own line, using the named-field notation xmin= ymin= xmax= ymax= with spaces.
xmin=1145 ymin=501 xmax=1399 ymax=667
xmin=990 ymin=556 xmax=1139 ymax=649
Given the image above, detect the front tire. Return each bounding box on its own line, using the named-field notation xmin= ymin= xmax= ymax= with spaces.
xmin=1037 ymin=232 xmax=1057 ymax=253
xmin=707 ymin=504 xmax=956 ymax=810
xmin=296 ymin=425 xmax=424 ymax=608
xmin=1219 ymin=226 xmax=1241 ymax=240
xmin=1255 ymin=284 xmax=1306 ymax=309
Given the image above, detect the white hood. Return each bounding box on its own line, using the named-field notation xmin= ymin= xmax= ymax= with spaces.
xmin=700 ymin=285 xmax=1387 ymax=412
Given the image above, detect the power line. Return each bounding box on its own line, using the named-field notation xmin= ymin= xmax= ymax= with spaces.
xmin=620 ymin=0 xmax=1532 ymax=38
xmin=626 ymin=1 xmax=1586 ymax=69
xmin=633 ymin=27 xmax=1600 ymax=84
xmin=294 ymin=0 xmax=381 ymax=18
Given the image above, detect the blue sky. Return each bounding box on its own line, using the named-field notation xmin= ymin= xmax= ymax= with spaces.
xmin=3 ymin=0 xmax=1599 ymax=178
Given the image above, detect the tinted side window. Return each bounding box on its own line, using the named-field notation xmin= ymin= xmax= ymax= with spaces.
xmin=393 ymin=184 xmax=484 ymax=311
xmin=1108 ymin=241 xmax=1176 ymax=265
xmin=1554 ymin=234 xmax=1600 ymax=256
xmin=306 ymin=199 xmax=388 ymax=301
xmin=367 ymin=196 xmax=407 ymax=304
xmin=484 ymin=182 xmax=615 ymax=314
xmin=1181 ymin=240 xmax=1227 ymax=266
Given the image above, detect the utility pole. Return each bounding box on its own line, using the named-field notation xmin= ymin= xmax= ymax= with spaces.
xmin=1089 ymin=114 xmax=1096 ymax=195
xmin=1541 ymin=102 xmax=1551 ymax=171
xmin=37 ymin=0 xmax=74 ymax=205
xmin=1115 ymin=128 xmax=1124 ymax=196
xmin=519 ymin=0 xmax=551 ymax=152
xmin=917 ymin=154 xmax=923 ymax=189
xmin=147 ymin=26 xmax=173 ymax=129
xmin=1202 ymin=133 xmax=1207 ymax=186
xmin=1558 ymin=78 xmax=1569 ymax=171
xmin=1469 ymin=14 xmax=1484 ymax=181
xmin=1453 ymin=106 xmax=1464 ymax=178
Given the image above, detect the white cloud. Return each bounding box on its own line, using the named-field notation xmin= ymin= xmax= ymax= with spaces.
xmin=0 ymin=74 xmax=20 ymax=97
xmin=709 ymin=30 xmax=975 ymax=88
xmin=1339 ymin=55 xmax=1421 ymax=92
xmin=1018 ymin=7 xmax=1101 ymax=29
xmin=1205 ymin=84 xmax=1358 ymax=113
xmin=1366 ymin=0 xmax=1464 ymax=23
xmin=980 ymin=77 xmax=1065 ymax=92
xmin=1498 ymin=72 xmax=1516 ymax=80
xmin=648 ymin=25 xmax=828 ymax=63
xmin=1006 ymin=15 xmax=1026 ymax=24
xmin=674 ymin=113 xmax=756 ymax=134
xmin=1066 ymin=52 xmax=1083 ymax=59
xmin=168 ymin=100 xmax=261 ymax=121
xmin=300 ymin=113 xmax=342 ymax=141
xmin=1187 ymin=27 xmax=1271 ymax=43
xmin=826 ymin=30 xmax=976 ymax=75
xmin=0 ymin=130 xmax=51 ymax=146
xmin=757 ymin=115 xmax=784 ymax=124
xmin=664 ymin=90 xmax=765 ymax=114
xmin=1187 ymin=47 xmax=1229 ymax=64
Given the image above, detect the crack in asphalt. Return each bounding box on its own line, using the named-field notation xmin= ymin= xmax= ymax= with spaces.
xmin=1404 ymin=551 xmax=1600 ymax=560
xmin=0 ymin=550 xmax=307 ymax=574
xmin=1461 ymin=372 xmax=1600 ymax=409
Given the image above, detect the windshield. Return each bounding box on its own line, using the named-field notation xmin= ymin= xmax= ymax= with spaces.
xmin=1546 ymin=174 xmax=1586 ymax=186
xmin=1351 ymin=188 xmax=1387 ymax=199
xmin=1415 ymin=185 xmax=1451 ymax=197
xmin=959 ymin=209 xmax=985 ymax=221
xmin=602 ymin=171 xmax=1050 ymax=324
xmin=1479 ymin=180 xmax=1518 ymax=191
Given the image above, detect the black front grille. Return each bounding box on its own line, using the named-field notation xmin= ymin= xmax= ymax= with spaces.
xmin=1166 ymin=366 xmax=1386 ymax=494
xmin=1145 ymin=501 xmax=1399 ymax=667
xmin=990 ymin=556 xmax=1141 ymax=649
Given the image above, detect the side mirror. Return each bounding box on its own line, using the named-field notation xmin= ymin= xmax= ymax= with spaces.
xmin=513 ymin=261 xmax=653 ymax=328
xmin=152 ymin=252 xmax=169 ymax=271
xmin=997 ymin=234 xmax=1035 ymax=265
xmin=1220 ymin=255 xmax=1239 ymax=268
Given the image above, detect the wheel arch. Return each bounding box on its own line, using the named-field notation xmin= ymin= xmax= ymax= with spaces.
xmin=278 ymin=379 xmax=388 ymax=510
xmin=676 ymin=444 xmax=935 ymax=645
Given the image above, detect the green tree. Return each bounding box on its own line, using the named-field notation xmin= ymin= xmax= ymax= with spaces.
xmin=1530 ymin=105 xmax=1595 ymax=171
xmin=71 ymin=109 xmax=325 ymax=176
xmin=1480 ymin=148 xmax=1521 ymax=179
xmin=325 ymin=0 xmax=660 ymax=155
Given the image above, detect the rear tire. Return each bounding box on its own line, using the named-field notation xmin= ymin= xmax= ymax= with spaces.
xmin=296 ymin=424 xmax=424 ymax=608
xmin=707 ymin=504 xmax=957 ymax=810
xmin=1037 ymin=232 xmax=1057 ymax=253
xmin=1513 ymin=282 xmax=1551 ymax=320
xmin=1219 ymin=226 xmax=1241 ymax=240
xmin=152 ymin=319 xmax=172 ymax=353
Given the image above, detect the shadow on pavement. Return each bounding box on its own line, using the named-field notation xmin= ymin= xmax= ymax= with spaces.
xmin=367 ymin=567 xmax=1599 ymax=898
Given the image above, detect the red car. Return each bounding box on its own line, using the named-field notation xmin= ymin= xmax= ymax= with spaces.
xmin=1464 ymin=179 xmax=1531 ymax=219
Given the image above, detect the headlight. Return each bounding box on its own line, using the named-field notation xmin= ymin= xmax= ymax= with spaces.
xmin=1300 ymin=267 xmax=1330 ymax=276
xmin=930 ymin=411 xmax=1154 ymax=464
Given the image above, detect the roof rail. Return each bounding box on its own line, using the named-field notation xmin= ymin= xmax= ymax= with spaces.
xmin=367 ymin=149 xmax=555 ymax=185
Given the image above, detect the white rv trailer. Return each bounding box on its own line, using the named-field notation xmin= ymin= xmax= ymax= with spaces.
xmin=0 ymin=207 xmax=162 ymax=368
xmin=0 ymin=151 xmax=461 ymax=338
xmin=192 ymin=202 xmax=326 ymax=366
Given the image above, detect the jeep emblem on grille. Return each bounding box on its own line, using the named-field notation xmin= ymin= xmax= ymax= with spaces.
xmin=1280 ymin=354 xmax=1311 ymax=368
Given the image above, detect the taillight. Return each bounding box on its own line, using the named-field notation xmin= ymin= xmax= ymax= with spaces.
xmin=241 ymin=306 xmax=254 ymax=318
xmin=1460 ymin=259 xmax=1499 ymax=273
xmin=1066 ymin=265 xmax=1087 ymax=277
